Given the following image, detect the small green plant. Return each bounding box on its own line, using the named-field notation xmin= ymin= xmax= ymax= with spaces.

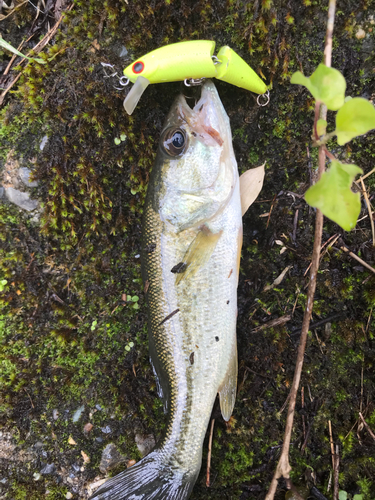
xmin=114 ymin=133 xmax=127 ymax=145
xmin=0 ymin=37 xmax=46 ymax=64
xmin=291 ymin=63 xmax=375 ymax=231
xmin=0 ymin=280 xmax=7 ymax=292
xmin=339 ymin=491 xmax=363 ymax=500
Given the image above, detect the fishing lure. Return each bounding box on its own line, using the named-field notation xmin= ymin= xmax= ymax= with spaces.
xmin=106 ymin=40 xmax=269 ymax=114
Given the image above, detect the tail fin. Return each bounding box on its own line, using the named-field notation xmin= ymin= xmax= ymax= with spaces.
xmin=89 ymin=450 xmax=199 ymax=500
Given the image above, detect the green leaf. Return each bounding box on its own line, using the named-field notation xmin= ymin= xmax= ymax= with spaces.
xmin=291 ymin=64 xmax=346 ymax=110
xmin=114 ymin=137 xmax=121 ymax=145
xmin=353 ymin=496 xmax=363 ymax=500
xmin=133 ymin=303 xmax=140 ymax=310
xmin=0 ymin=37 xmax=46 ymax=64
xmin=335 ymin=97 xmax=375 ymax=145
xmin=305 ymin=160 xmax=362 ymax=231
xmin=131 ymin=295 xmax=139 ymax=302
xmin=339 ymin=492 xmax=348 ymax=500
xmin=0 ymin=279 xmax=7 ymax=292
xmin=120 ymin=134 xmax=127 ymax=141
xmin=317 ymin=119 xmax=327 ymax=136
xmin=125 ymin=345 xmax=131 ymax=351
xmin=129 ymin=342 xmax=134 ymax=348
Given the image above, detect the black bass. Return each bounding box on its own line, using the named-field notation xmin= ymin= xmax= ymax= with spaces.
xmin=90 ymin=80 xmax=264 ymax=500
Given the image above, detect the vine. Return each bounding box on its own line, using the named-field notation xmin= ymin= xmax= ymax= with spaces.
xmin=266 ymin=1 xmax=375 ymax=499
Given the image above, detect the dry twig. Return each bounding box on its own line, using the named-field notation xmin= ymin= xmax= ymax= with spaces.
xmin=0 ymin=3 xmax=74 ymax=106
xmin=265 ymin=2 xmax=336 ymax=498
xmin=206 ymin=419 xmax=215 ymax=487
xmin=333 ymin=444 xmax=339 ymax=500
xmin=359 ymin=412 xmax=375 ymax=442
xmin=359 ymin=176 xmax=375 ymax=247
xmin=340 ymin=246 xmax=375 ymax=274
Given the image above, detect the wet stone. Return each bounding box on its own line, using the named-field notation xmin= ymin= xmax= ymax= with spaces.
xmin=135 ymin=434 xmax=155 ymax=457
xmin=0 ymin=187 xmax=4 ymax=199
xmin=5 ymin=187 xmax=38 ymax=211
xmin=18 ymin=167 xmax=38 ymax=188
xmin=40 ymin=463 xmax=56 ymax=475
xmin=99 ymin=443 xmax=127 ymax=473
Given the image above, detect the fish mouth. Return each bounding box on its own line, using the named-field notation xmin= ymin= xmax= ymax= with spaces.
xmin=173 ymin=80 xmax=228 ymax=148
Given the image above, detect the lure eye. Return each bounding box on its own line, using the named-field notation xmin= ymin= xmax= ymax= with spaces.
xmin=132 ymin=61 xmax=144 ymax=74
xmin=162 ymin=128 xmax=188 ymax=157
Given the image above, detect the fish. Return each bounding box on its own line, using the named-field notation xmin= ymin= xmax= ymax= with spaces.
xmin=90 ymin=80 xmax=264 ymax=500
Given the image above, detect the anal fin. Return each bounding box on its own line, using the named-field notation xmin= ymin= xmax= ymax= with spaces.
xmin=175 ymin=226 xmax=222 ymax=285
xmin=218 ymin=339 xmax=238 ymax=421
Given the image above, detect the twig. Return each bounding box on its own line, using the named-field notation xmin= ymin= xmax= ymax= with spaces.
xmin=360 ymin=364 xmax=364 ymax=415
xmin=292 ymin=209 xmax=298 ymax=243
xmin=359 ymin=177 xmax=375 ymax=247
xmin=251 ymin=314 xmax=291 ymax=333
xmin=23 ymin=388 xmax=35 ymax=408
xmin=266 ymin=194 xmax=277 ymax=229
xmin=333 ymin=444 xmax=339 ymax=500
xmin=304 ymin=233 xmax=339 ymax=276
xmin=360 ymin=167 xmax=375 ymax=181
xmin=340 ymin=246 xmax=375 ymax=274
xmin=301 ymin=387 xmax=306 ymax=447
xmin=0 ymin=0 xmax=28 ymax=20
xmin=366 ymin=308 xmax=373 ymax=334
xmin=0 ymin=3 xmax=74 ymax=106
xmin=359 ymin=412 xmax=375 ymax=442
xmin=328 ymin=420 xmax=335 ymax=469
xmin=206 ymin=419 xmax=215 ymax=487
xmin=264 ymin=2 xmax=336 ymax=498
xmin=245 ymin=366 xmax=273 ymax=380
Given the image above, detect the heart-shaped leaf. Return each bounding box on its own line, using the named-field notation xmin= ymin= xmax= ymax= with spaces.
xmin=291 ymin=64 xmax=346 ymax=110
xmin=305 ymin=160 xmax=362 ymax=231
xmin=335 ymin=97 xmax=375 ymax=145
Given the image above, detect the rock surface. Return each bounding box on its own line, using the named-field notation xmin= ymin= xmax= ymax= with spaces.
xmin=99 ymin=443 xmax=127 ymax=473
xmin=18 ymin=167 xmax=38 ymax=187
xmin=4 ymin=187 xmax=38 ymax=211
xmin=135 ymin=434 xmax=155 ymax=457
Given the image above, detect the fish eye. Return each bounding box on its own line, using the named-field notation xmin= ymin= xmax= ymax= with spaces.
xmin=162 ymin=128 xmax=188 ymax=157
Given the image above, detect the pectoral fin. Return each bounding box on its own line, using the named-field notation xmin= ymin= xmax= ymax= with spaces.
xmin=175 ymin=226 xmax=222 ymax=285
xmin=218 ymin=339 xmax=238 ymax=421
xmin=240 ymin=162 xmax=265 ymax=216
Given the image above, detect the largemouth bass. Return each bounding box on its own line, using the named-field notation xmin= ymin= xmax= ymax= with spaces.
xmin=90 ymin=80 xmax=264 ymax=500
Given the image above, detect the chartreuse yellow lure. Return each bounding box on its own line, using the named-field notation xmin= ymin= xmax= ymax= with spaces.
xmin=122 ymin=40 xmax=268 ymax=114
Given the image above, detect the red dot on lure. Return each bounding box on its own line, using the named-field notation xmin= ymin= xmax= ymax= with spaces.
xmin=132 ymin=61 xmax=145 ymax=74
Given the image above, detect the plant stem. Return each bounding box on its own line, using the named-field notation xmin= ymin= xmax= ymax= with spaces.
xmin=265 ymin=1 xmax=336 ymax=499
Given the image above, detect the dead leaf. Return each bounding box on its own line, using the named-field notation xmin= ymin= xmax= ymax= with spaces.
xmin=239 ymin=163 xmax=266 ymax=216
xmin=263 ymin=265 xmax=293 ymax=292
xmin=81 ymin=450 xmax=90 ymax=463
xmin=127 ymin=459 xmax=136 ymax=468
xmin=68 ymin=436 xmax=77 ymax=445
